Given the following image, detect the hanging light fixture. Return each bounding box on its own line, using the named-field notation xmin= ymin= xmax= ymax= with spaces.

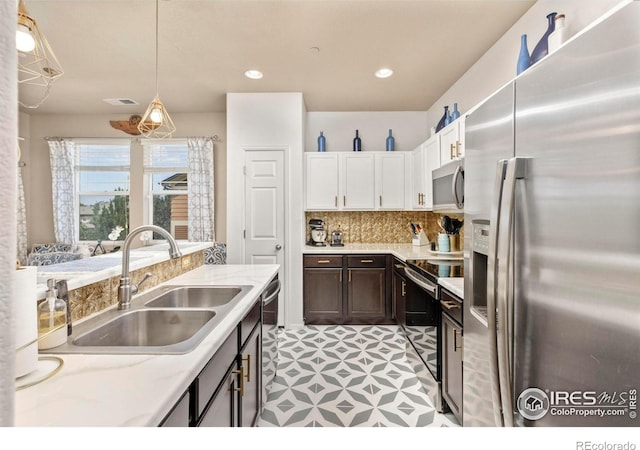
xmin=138 ymin=0 xmax=176 ymax=138
xmin=17 ymin=0 xmax=64 ymax=109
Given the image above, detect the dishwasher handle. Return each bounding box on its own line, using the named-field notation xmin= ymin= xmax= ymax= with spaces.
xmin=262 ymin=278 xmax=281 ymax=306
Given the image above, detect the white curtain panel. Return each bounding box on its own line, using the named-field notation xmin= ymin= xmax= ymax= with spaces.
xmin=47 ymin=139 xmax=78 ymax=245
xmin=187 ymin=137 xmax=215 ymax=242
xmin=16 ymin=164 xmax=28 ymax=265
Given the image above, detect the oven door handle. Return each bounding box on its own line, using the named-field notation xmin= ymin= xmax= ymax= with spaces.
xmin=403 ymin=267 xmax=437 ymax=295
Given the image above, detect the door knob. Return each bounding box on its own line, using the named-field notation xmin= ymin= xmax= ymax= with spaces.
xmin=275 ymin=244 xmax=282 ymax=250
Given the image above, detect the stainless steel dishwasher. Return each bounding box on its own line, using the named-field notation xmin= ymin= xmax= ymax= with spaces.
xmin=261 ymin=275 xmax=280 ymax=410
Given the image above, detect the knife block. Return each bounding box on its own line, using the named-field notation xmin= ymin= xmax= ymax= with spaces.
xmin=412 ymin=230 xmax=429 ymax=247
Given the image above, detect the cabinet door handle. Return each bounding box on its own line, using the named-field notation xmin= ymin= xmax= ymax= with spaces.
xmin=233 ymin=366 xmax=245 ymax=396
xmin=401 ymin=280 xmax=406 ymax=297
xmin=360 ymin=259 xmax=374 ymax=263
xmin=379 ymin=195 xmax=382 ymax=207
xmin=450 ymin=143 xmax=455 ymax=159
xmin=242 ymin=355 xmax=251 ymax=383
xmin=343 ymin=195 xmax=346 ymax=207
xmin=339 ymin=270 xmax=342 ymax=282
xmin=455 ymin=140 xmax=461 ymax=157
xmin=348 ymin=269 xmax=352 ymax=283
xmin=453 ymin=329 xmax=463 ymax=352
xmin=335 ymin=196 xmax=338 ymax=208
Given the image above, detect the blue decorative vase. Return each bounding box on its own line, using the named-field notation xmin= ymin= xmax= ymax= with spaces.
xmin=530 ymin=13 xmax=557 ymax=66
xmin=317 ymin=131 xmax=326 ymax=152
xmin=451 ymin=103 xmax=460 ymax=121
xmin=386 ymin=129 xmax=395 ymax=151
xmin=436 ymin=106 xmax=449 ymax=132
xmin=353 ymin=130 xmax=362 ymax=151
xmin=444 ymin=108 xmax=452 ymax=127
xmin=517 ymin=34 xmax=530 ymax=75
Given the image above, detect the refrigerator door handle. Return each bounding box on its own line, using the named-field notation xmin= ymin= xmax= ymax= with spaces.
xmin=496 ymin=157 xmax=528 ymax=427
xmin=487 ymin=159 xmax=508 ymax=427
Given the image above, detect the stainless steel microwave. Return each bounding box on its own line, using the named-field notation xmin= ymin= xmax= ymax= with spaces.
xmin=432 ymin=159 xmax=464 ymax=212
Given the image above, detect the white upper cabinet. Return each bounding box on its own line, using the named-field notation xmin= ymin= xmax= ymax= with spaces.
xmin=375 ymin=152 xmax=406 ymax=210
xmin=305 ymin=153 xmax=339 ymax=210
xmin=341 ymin=153 xmax=375 ymax=209
xmin=439 ymin=117 xmax=465 ymax=166
xmin=410 ymin=133 xmax=440 ymax=210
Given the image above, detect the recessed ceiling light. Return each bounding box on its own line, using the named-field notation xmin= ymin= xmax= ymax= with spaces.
xmin=375 ymin=68 xmax=394 ymax=79
xmin=244 ymin=70 xmax=263 ymax=80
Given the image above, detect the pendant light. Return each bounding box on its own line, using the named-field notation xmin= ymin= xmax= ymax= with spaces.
xmin=17 ymin=0 xmax=64 ymax=109
xmin=138 ymin=0 xmax=176 ymax=138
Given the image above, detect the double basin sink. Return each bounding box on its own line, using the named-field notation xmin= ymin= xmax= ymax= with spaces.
xmin=41 ymin=285 xmax=253 ymax=355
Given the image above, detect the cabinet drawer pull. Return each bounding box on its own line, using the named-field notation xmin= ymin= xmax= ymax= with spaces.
xmin=394 ymin=264 xmax=405 ymax=269
xmin=360 ymin=259 xmax=374 ymax=263
xmin=317 ymin=259 xmax=331 ymax=264
xmin=242 ymin=355 xmax=251 ymax=383
xmin=233 ymin=366 xmax=245 ymax=396
xmin=440 ymin=300 xmax=460 ymax=310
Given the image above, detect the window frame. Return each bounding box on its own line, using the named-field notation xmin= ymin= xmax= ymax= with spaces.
xmin=142 ymin=139 xmax=189 ymax=243
xmin=74 ymin=138 xmax=131 ymax=245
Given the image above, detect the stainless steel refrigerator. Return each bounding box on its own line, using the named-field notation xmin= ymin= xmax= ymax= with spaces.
xmin=463 ymin=1 xmax=640 ymax=427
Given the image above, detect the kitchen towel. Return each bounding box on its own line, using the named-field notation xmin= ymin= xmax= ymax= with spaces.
xmin=13 ymin=266 xmax=38 ymax=378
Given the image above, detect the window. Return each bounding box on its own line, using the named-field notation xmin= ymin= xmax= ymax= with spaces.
xmin=143 ymin=140 xmax=189 ymax=240
xmin=76 ymin=141 xmax=130 ymax=241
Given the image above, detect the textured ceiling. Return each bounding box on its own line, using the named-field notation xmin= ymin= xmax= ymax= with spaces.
xmin=18 ymin=0 xmax=535 ymax=115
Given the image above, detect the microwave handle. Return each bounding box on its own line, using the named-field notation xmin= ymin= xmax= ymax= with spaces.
xmin=452 ymin=164 xmax=464 ymax=209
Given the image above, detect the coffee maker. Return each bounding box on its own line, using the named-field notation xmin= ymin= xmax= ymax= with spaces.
xmin=308 ymin=219 xmax=327 ymax=246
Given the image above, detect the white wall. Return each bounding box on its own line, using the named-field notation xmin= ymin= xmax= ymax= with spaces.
xmin=24 ymin=112 xmax=227 ymax=248
xmin=226 ymin=93 xmax=306 ymax=329
xmin=0 ymin=0 xmax=18 ymax=427
xmin=306 ymin=111 xmax=429 ymax=152
xmin=426 ymin=0 xmax=626 ymax=127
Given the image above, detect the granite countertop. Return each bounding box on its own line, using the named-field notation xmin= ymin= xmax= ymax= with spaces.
xmin=438 ymin=277 xmax=464 ymax=299
xmin=34 ymin=242 xmax=212 ymax=300
xmin=15 ymin=263 xmax=279 ymax=427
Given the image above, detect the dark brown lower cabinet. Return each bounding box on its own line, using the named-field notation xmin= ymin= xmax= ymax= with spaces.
xmin=239 ymin=324 xmax=261 ymax=427
xmin=199 ymin=367 xmax=237 ymax=427
xmin=304 ymin=254 xmax=391 ymax=325
xmin=441 ymin=293 xmax=463 ymax=423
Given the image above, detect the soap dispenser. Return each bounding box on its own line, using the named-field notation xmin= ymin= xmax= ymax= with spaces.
xmin=38 ymin=279 xmax=68 ymax=350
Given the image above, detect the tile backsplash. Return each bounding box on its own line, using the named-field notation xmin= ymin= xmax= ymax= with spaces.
xmin=305 ymin=211 xmax=464 ymax=245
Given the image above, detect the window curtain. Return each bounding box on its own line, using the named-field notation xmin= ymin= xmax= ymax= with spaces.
xmin=187 ymin=137 xmax=215 ymax=242
xmin=16 ymin=152 xmax=27 ymax=265
xmin=47 ymin=139 xmax=78 ymax=245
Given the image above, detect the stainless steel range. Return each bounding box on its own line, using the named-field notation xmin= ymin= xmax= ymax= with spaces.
xmin=394 ymin=258 xmax=463 ymax=412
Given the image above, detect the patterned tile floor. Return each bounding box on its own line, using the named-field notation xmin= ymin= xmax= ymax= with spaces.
xmin=258 ymin=325 xmax=460 ymax=427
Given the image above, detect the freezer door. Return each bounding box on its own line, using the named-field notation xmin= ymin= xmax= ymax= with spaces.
xmin=512 ymin=2 xmax=640 ymax=426
xmin=463 ymin=82 xmax=515 ymax=426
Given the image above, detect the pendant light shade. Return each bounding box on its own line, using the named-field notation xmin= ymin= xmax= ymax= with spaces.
xmin=138 ymin=0 xmax=175 ymax=138
xmin=17 ymin=0 xmax=64 ymax=108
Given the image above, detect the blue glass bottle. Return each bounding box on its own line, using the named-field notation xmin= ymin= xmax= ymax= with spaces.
xmin=353 ymin=130 xmax=362 ymax=151
xmin=386 ymin=129 xmax=395 ymax=151
xmin=530 ymin=13 xmax=557 ymax=66
xmin=517 ymin=34 xmax=530 ymax=75
xmin=451 ymin=103 xmax=460 ymax=121
xmin=317 ymin=131 xmax=326 ymax=152
xmin=436 ymin=106 xmax=449 ymax=132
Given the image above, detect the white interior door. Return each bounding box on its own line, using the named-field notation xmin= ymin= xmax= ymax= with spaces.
xmin=244 ymin=150 xmax=284 ymax=265
xmin=244 ymin=150 xmax=285 ymax=324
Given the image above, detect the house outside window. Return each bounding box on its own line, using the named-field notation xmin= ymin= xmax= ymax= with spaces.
xmin=76 ymin=141 xmax=130 ymax=242
xmin=143 ymin=140 xmax=189 ymax=240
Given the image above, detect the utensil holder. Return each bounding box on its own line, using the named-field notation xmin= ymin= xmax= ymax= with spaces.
xmin=438 ymin=233 xmax=450 ymax=252
xmin=412 ymin=230 xmax=429 ymax=247
xmin=449 ymin=234 xmax=461 ymax=252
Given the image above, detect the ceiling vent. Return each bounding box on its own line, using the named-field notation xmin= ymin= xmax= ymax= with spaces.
xmin=103 ymin=98 xmax=138 ymax=106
